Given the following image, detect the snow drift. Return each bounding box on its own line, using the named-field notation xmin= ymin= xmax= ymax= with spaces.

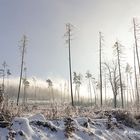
xmin=0 ymin=113 xmax=140 ymax=140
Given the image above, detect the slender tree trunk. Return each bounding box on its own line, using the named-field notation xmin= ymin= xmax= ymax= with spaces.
xmin=77 ymin=86 xmax=80 ymax=105
xmin=67 ymin=24 xmax=74 ymax=106
xmin=104 ymin=74 xmax=107 ymax=105
xmin=99 ymin=32 xmax=103 ymax=107
xmin=127 ymin=74 xmax=132 ymax=105
xmin=129 ymin=84 xmax=133 ymax=105
xmin=88 ymin=79 xmax=92 ymax=107
xmin=92 ymin=81 xmax=97 ymax=106
xmin=126 ymin=73 xmax=129 ymax=107
xmin=17 ymin=36 xmax=26 ymax=106
xmin=6 ymin=74 xmax=9 ymax=107
xmin=2 ymin=62 xmax=7 ymax=95
xmin=134 ymin=46 xmax=139 ymax=110
xmin=116 ymin=42 xmax=124 ymax=108
xmin=123 ymin=89 xmax=126 ymax=108
xmin=133 ymin=18 xmax=140 ymax=74
xmin=129 ymin=75 xmax=135 ymax=103
xmin=114 ymin=74 xmax=117 ymax=108
xmin=114 ymin=94 xmax=117 ymax=108
xmin=74 ymin=85 xmax=77 ymax=102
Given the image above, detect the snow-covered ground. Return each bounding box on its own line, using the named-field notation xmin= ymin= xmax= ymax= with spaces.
xmin=0 ymin=113 xmax=140 ymax=140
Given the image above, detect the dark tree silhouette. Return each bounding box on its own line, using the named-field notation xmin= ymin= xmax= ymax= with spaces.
xmin=99 ymin=32 xmax=103 ymax=107
xmin=85 ymin=71 xmax=92 ymax=106
xmin=104 ymin=62 xmax=120 ymax=108
xmin=17 ymin=35 xmax=27 ymax=106
xmin=46 ymin=79 xmax=54 ymax=102
xmin=22 ymin=78 xmax=30 ymax=106
xmin=133 ymin=18 xmax=140 ymax=75
xmin=133 ymin=46 xmax=139 ymax=110
xmin=65 ymin=23 xmax=74 ymax=107
xmin=73 ymin=72 xmax=82 ymax=104
xmin=113 ymin=42 xmax=124 ymax=108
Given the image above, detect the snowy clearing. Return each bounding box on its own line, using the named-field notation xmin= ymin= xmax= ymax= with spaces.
xmin=0 ymin=112 xmax=140 ymax=140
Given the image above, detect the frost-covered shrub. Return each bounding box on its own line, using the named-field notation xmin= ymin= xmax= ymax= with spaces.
xmin=7 ymin=129 xmax=16 ymax=140
xmin=64 ymin=117 xmax=75 ymax=138
xmin=134 ymin=113 xmax=140 ymax=123
xmin=64 ymin=106 xmax=73 ymax=117
xmin=94 ymin=110 xmax=110 ymax=119
xmin=112 ymin=110 xmax=137 ymax=128
xmin=30 ymin=121 xmax=57 ymax=132
xmin=0 ymin=104 xmax=16 ymax=122
xmin=1 ymin=109 xmax=13 ymax=122
xmin=0 ymin=90 xmax=4 ymax=110
xmin=52 ymin=107 xmax=57 ymax=119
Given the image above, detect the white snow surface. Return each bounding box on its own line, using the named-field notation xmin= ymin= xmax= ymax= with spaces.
xmin=0 ymin=114 xmax=140 ymax=140
xmin=28 ymin=113 xmax=46 ymax=122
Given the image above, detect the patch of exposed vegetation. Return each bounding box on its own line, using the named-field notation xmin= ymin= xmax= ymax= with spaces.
xmin=30 ymin=120 xmax=57 ymax=132
xmin=64 ymin=117 xmax=76 ymax=138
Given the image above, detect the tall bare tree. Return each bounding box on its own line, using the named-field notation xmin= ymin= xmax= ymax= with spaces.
xmin=17 ymin=35 xmax=27 ymax=106
xmin=32 ymin=77 xmax=37 ymax=103
xmin=133 ymin=18 xmax=140 ymax=75
xmin=104 ymin=71 xmax=107 ymax=105
xmin=133 ymin=18 xmax=140 ymax=110
xmin=73 ymin=72 xmax=82 ymax=104
xmin=99 ymin=32 xmax=103 ymax=107
xmin=129 ymin=68 xmax=135 ymax=104
xmin=22 ymin=67 xmax=30 ymax=106
xmin=65 ymin=23 xmax=74 ymax=106
xmin=133 ymin=46 xmax=139 ymax=110
xmin=91 ymin=77 xmax=97 ymax=106
xmin=0 ymin=69 xmax=4 ymax=110
xmin=6 ymin=69 xmax=11 ymax=106
xmin=2 ymin=61 xmax=8 ymax=94
xmin=113 ymin=42 xmax=124 ymax=108
xmin=85 ymin=71 xmax=92 ymax=106
xmin=104 ymin=62 xmax=120 ymax=108
xmin=73 ymin=72 xmax=78 ymax=102
xmin=125 ymin=63 xmax=134 ymax=106
xmin=22 ymin=78 xmax=30 ymax=106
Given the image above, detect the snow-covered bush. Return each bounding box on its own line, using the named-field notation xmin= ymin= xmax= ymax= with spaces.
xmin=134 ymin=113 xmax=140 ymax=124
xmin=30 ymin=120 xmax=57 ymax=132
xmin=64 ymin=117 xmax=76 ymax=138
xmin=7 ymin=129 xmax=16 ymax=140
xmin=112 ymin=110 xmax=137 ymax=128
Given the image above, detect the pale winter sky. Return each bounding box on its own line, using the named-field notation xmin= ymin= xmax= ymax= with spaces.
xmin=0 ymin=0 xmax=139 ymax=81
